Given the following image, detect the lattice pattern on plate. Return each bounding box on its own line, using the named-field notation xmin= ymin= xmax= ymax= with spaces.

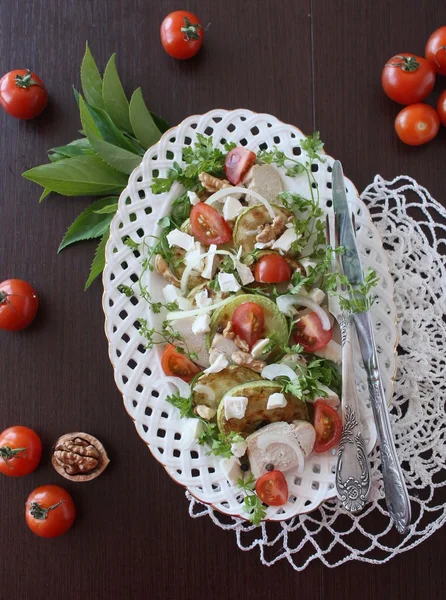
xmin=102 ymin=109 xmax=397 ymax=522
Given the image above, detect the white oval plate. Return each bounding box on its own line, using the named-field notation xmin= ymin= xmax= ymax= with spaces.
xmin=103 ymin=109 xmax=397 ymax=522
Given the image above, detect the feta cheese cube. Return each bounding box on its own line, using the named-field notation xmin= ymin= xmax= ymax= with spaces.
xmin=223 ymin=196 xmax=243 ymax=221
xmin=166 ymin=229 xmax=195 ymax=251
xmin=224 ymin=396 xmax=248 ymax=420
xmin=187 ymin=191 xmax=201 ymax=205
xmin=192 ymin=313 xmax=211 ymax=335
xmin=251 ymin=338 xmax=270 ymax=358
xmin=195 ymin=289 xmax=212 ymax=308
xmin=254 ymin=241 xmax=274 ymax=250
xmin=220 ymin=456 xmax=242 ymax=485
xmin=231 ymin=440 xmax=248 ymax=458
xmin=272 ymin=228 xmax=298 ymax=253
xmin=162 ymin=284 xmax=192 ymax=310
xmin=185 ymin=241 xmax=204 ymax=270
xmin=235 ymin=260 xmax=255 ymax=285
xmin=196 ymin=405 xmax=217 ymax=420
xmin=201 ymin=244 xmax=217 ymax=279
xmin=218 ymin=273 xmax=241 ymax=292
xmin=204 ymin=353 xmax=229 ymax=373
xmin=314 ymin=340 xmax=342 ymax=364
xmin=266 ymin=392 xmax=287 ymax=410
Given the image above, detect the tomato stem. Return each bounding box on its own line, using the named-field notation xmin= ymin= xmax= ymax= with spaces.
xmin=386 ymin=56 xmax=420 ymax=72
xmin=181 ymin=16 xmax=204 ymax=41
xmin=28 ymin=500 xmax=64 ymax=520
xmin=0 ymin=445 xmax=28 ymax=466
xmin=14 ymin=70 xmax=42 ymax=89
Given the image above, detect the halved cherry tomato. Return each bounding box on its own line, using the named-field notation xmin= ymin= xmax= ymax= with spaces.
xmin=395 ymin=103 xmax=440 ymax=146
xmin=25 ymin=485 xmax=75 ymax=538
xmin=161 ymin=344 xmax=200 ymax=383
xmin=437 ymin=90 xmax=446 ymax=127
xmin=294 ymin=311 xmax=332 ymax=352
xmin=381 ymin=54 xmax=435 ymax=105
xmin=254 ymin=254 xmax=291 ymax=283
xmin=0 ymin=70 xmax=48 ymax=119
xmin=232 ymin=302 xmax=265 ymax=348
xmin=224 ymin=147 xmax=256 ymax=185
xmin=0 ymin=279 xmax=39 ymax=331
xmin=160 ymin=11 xmax=204 ymax=60
xmin=190 ymin=203 xmax=232 ymax=246
xmin=425 ymin=26 xmax=446 ymax=76
xmin=314 ymin=400 xmax=342 ymax=453
xmin=255 ymin=470 xmax=288 ymax=506
xmin=0 ymin=426 xmax=42 ymax=477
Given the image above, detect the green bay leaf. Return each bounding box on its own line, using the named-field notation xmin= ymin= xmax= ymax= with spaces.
xmin=59 ymin=196 xmax=117 ymax=252
xmin=103 ymin=54 xmax=132 ymax=133
xmin=23 ymin=155 xmax=128 ymax=196
xmin=49 ymin=138 xmax=94 ymax=160
xmin=80 ymin=43 xmax=105 ymax=109
xmin=150 ymin=111 xmax=170 ymax=133
xmin=39 ymin=188 xmax=52 ymax=202
xmin=129 ymin=88 xmax=162 ymax=149
xmin=85 ymin=229 xmax=110 ymax=289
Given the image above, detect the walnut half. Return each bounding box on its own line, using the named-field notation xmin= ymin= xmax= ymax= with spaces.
xmin=51 ymin=432 xmax=110 ymax=482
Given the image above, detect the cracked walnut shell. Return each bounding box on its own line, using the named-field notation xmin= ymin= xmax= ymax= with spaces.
xmin=51 ymin=432 xmax=110 ymax=482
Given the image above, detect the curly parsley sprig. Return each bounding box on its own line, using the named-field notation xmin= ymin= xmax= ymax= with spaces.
xmin=237 ymin=473 xmax=267 ymax=526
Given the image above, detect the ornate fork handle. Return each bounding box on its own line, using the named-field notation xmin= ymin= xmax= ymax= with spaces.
xmin=335 ymin=312 xmax=372 ymax=512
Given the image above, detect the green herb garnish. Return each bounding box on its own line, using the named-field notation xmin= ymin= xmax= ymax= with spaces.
xmin=237 ymin=474 xmax=267 ymax=526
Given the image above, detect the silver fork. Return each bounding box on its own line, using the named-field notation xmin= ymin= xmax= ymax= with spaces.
xmin=326 ymin=213 xmax=372 ymax=513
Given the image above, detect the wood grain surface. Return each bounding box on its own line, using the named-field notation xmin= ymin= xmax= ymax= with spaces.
xmin=0 ymin=1 xmax=445 ymax=599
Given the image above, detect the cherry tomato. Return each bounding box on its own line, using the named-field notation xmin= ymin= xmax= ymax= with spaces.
xmin=232 ymin=302 xmax=265 ymax=348
xmin=190 ymin=203 xmax=232 ymax=246
xmin=160 ymin=11 xmax=204 ymax=60
xmin=255 ymin=470 xmax=288 ymax=506
xmin=381 ymin=54 xmax=435 ymax=105
xmin=314 ymin=400 xmax=342 ymax=453
xmin=425 ymin=26 xmax=446 ymax=76
xmin=294 ymin=311 xmax=332 ymax=352
xmin=254 ymin=254 xmax=291 ymax=283
xmin=0 ymin=279 xmax=39 ymax=331
xmin=161 ymin=344 xmax=201 ymax=383
xmin=25 ymin=485 xmax=75 ymax=538
xmin=224 ymin=147 xmax=257 ymax=185
xmin=0 ymin=426 xmax=42 ymax=477
xmin=437 ymin=90 xmax=446 ymax=127
xmin=0 ymin=70 xmax=48 ymax=119
xmin=395 ymin=103 xmax=440 ymax=146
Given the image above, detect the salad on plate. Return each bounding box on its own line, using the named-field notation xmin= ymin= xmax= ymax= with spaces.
xmin=126 ymin=132 xmax=375 ymax=523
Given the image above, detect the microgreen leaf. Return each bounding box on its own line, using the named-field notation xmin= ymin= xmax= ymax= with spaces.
xmin=80 ymin=42 xmax=105 ymax=110
xmin=129 ymin=88 xmax=163 ymax=149
xmin=58 ymin=196 xmax=118 ymax=252
xmin=85 ymin=229 xmax=109 ymax=289
xmin=102 ymin=53 xmax=132 ymax=133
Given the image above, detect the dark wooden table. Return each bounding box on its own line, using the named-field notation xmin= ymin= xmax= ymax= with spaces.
xmin=1 ymin=1 xmax=445 ymax=598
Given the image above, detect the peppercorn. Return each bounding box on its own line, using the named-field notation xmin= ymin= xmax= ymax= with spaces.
xmin=265 ymin=463 xmax=274 ymax=471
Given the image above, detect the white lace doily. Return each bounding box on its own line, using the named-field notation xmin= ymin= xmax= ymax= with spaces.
xmin=186 ymin=175 xmax=446 ymax=569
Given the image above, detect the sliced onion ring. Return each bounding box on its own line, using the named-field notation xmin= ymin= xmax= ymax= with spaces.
xmin=205 ymin=186 xmax=276 ymax=219
xmin=276 ymin=294 xmax=332 ymax=331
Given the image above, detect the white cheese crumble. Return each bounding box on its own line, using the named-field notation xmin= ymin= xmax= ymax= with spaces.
xmin=254 ymin=241 xmax=274 ymax=250
xmin=224 ymin=396 xmax=248 ymax=420
xmin=184 ymin=241 xmax=205 ymax=270
xmin=272 ymin=228 xmax=298 ymax=253
xmin=191 ymin=313 xmax=211 ymax=335
xmin=204 ymin=353 xmax=229 ymax=373
xmin=223 ymin=196 xmax=243 ymax=221
xmin=162 ymin=284 xmax=192 ymax=311
xmin=187 ymin=191 xmax=201 ymax=205
xmin=195 ymin=289 xmax=212 ymax=308
xmin=201 ymin=244 xmax=217 ymax=279
xmin=166 ymin=229 xmax=195 ymax=251
xmin=314 ymin=340 xmax=342 ymax=364
xmin=235 ymin=260 xmax=254 ymax=285
xmin=231 ymin=440 xmax=248 ymax=458
xmin=266 ymin=392 xmax=287 ymax=410
xmin=218 ymin=273 xmax=241 ymax=292
xmin=220 ymin=456 xmax=242 ymax=485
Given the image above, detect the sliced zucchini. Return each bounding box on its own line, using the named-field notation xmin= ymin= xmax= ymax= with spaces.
xmin=207 ymin=293 xmax=288 ymax=349
xmin=233 ymin=204 xmax=292 ymax=254
xmin=192 ymin=366 xmax=261 ymax=411
xmin=217 ymin=380 xmax=309 ymax=437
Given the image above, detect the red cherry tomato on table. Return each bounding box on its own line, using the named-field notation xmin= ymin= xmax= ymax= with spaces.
xmin=0 ymin=70 xmax=48 ymax=119
xmin=425 ymin=26 xmax=446 ymax=76
xmin=395 ymin=104 xmax=440 ymax=146
xmin=314 ymin=400 xmax=342 ymax=453
xmin=0 ymin=279 xmax=39 ymax=331
xmin=255 ymin=470 xmax=288 ymax=506
xmin=294 ymin=311 xmax=332 ymax=353
xmin=0 ymin=426 xmax=42 ymax=477
xmin=381 ymin=54 xmax=435 ymax=105
xmin=190 ymin=203 xmax=232 ymax=246
xmin=232 ymin=302 xmax=265 ymax=348
xmin=160 ymin=11 xmax=204 ymax=60
xmin=161 ymin=344 xmax=201 ymax=383
xmin=437 ymin=91 xmax=446 ymax=127
xmin=224 ymin=147 xmax=256 ymax=185
xmin=254 ymin=254 xmax=291 ymax=283
xmin=25 ymin=485 xmax=75 ymax=538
